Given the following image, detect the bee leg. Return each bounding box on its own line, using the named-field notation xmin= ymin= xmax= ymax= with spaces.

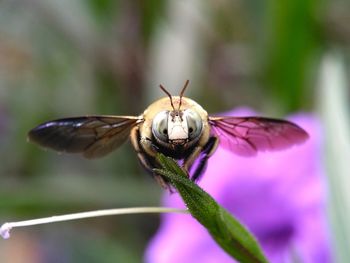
xmin=182 ymin=136 xmax=217 ymax=174
xmin=130 ymin=126 xmax=170 ymax=189
xmin=188 ymin=136 xmax=219 ymax=182
xmin=136 ymin=152 xmax=171 ymax=189
xmin=130 ymin=127 xmax=156 ymax=173
xmin=182 ymin=146 xmax=202 ymax=177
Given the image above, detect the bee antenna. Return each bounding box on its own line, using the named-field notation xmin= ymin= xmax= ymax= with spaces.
xmin=159 ymin=84 xmax=175 ymax=111
xmin=178 ymin=80 xmax=189 ymax=110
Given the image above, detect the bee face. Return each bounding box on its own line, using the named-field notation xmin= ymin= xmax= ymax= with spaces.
xmin=152 ymin=109 xmax=203 ymax=145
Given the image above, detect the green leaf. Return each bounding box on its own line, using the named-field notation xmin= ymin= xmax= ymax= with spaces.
xmin=155 ymin=153 xmax=269 ymax=263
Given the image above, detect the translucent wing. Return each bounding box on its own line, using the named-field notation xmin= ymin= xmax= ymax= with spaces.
xmin=209 ymin=116 xmax=309 ymax=156
xmin=28 ymin=115 xmax=142 ymax=158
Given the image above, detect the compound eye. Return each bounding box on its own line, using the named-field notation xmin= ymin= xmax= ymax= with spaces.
xmin=184 ymin=110 xmax=203 ymax=140
xmin=152 ymin=111 xmax=169 ymax=142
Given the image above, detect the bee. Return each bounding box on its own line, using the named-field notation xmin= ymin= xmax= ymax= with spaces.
xmin=28 ymin=80 xmax=309 ymax=188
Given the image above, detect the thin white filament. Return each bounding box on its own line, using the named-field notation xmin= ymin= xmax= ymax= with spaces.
xmin=0 ymin=207 xmax=188 ymax=239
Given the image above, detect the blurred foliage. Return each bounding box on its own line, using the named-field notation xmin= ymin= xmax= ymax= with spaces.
xmin=263 ymin=0 xmax=323 ymax=113
xmin=0 ymin=0 xmax=349 ymax=262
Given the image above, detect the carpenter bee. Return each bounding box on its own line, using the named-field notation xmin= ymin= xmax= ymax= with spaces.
xmin=28 ymin=80 xmax=309 ymax=187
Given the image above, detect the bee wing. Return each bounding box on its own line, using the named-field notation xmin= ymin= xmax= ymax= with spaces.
xmin=28 ymin=115 xmax=143 ymax=158
xmin=209 ymin=116 xmax=309 ymax=156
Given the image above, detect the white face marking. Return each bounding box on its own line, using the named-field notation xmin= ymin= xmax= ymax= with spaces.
xmin=168 ymin=115 xmax=188 ymax=140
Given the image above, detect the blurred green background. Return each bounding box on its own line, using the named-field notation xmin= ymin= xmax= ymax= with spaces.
xmin=0 ymin=0 xmax=349 ymax=262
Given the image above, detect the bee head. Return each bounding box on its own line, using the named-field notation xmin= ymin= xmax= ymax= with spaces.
xmin=152 ymin=81 xmax=203 ymax=146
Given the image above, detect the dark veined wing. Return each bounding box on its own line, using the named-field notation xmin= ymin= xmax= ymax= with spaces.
xmin=209 ymin=116 xmax=309 ymax=156
xmin=28 ymin=115 xmax=143 ymax=158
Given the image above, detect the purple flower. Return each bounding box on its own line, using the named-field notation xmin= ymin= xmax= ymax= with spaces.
xmin=145 ymin=108 xmax=332 ymax=263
